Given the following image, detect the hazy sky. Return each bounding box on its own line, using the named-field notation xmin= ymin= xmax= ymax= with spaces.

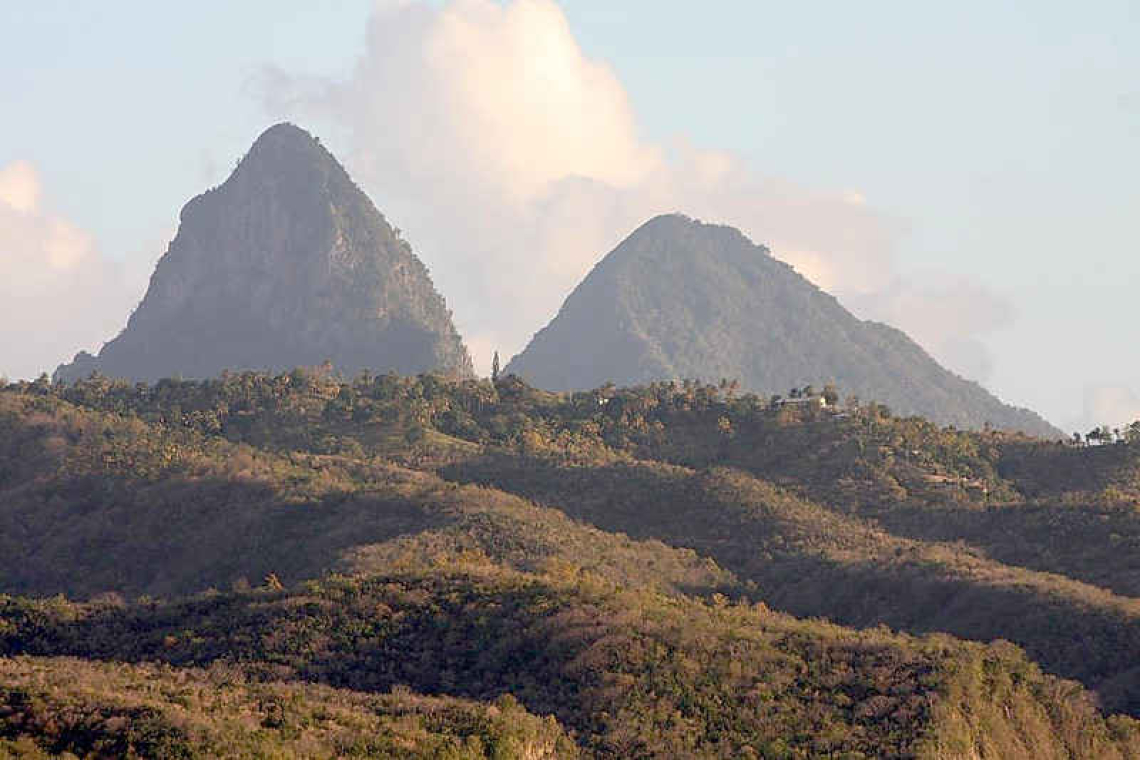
xmin=2 ymin=0 xmax=1137 ymax=433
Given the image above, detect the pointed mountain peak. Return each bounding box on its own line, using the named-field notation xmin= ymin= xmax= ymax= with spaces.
xmin=56 ymin=123 xmax=473 ymax=383
xmin=238 ymin=122 xmax=333 ymax=171
xmin=507 ymin=214 xmax=1059 ymax=438
xmin=210 ymin=122 xmax=349 ymax=203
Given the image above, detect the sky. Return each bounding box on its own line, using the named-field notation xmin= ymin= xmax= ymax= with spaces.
xmin=1 ymin=0 xmax=1137 ymax=433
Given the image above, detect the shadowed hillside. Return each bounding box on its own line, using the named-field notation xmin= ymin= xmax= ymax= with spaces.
xmin=0 ymin=392 xmax=733 ymax=600
xmin=4 ymin=569 xmax=1139 ymax=759
xmin=0 ymin=656 xmax=574 ymax=759
xmin=3 ymin=372 xmax=1140 ymax=756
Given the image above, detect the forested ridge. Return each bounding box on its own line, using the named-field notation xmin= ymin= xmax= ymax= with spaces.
xmin=2 ymin=370 xmax=1140 ymax=758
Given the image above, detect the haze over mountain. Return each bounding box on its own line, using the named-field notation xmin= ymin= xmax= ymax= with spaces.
xmin=507 ymin=214 xmax=1060 ymax=437
xmin=54 ymin=123 xmax=473 ymax=384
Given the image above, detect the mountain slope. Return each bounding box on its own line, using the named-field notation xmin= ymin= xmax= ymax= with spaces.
xmin=506 ymin=213 xmax=1058 ymax=437
xmin=6 ymin=571 xmax=1139 ymax=759
xmin=55 ymin=123 xmax=472 ymax=383
xmin=5 ymin=375 xmax=1140 ymax=755
xmin=447 ymin=455 xmax=1140 ymax=714
xmin=0 ymin=657 xmax=576 ymax=759
xmin=0 ymin=391 xmax=734 ymax=599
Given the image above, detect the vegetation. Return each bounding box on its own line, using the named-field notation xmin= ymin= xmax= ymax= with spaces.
xmin=450 ymin=456 xmax=1140 ymax=713
xmin=0 ymin=391 xmax=733 ymax=599
xmin=3 ymin=370 xmax=1140 ymax=756
xmin=0 ymin=656 xmax=574 ymax=759
xmin=4 ymin=568 xmax=1138 ymax=759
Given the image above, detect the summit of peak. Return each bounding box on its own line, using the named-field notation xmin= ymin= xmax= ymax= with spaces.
xmin=251 ymin=122 xmax=320 ymax=148
xmin=234 ymin=122 xmax=338 ymax=176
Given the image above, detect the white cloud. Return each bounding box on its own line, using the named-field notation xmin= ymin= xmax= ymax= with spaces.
xmin=0 ymin=160 xmax=139 ymax=380
xmin=0 ymin=161 xmax=41 ymax=213
xmin=256 ymin=0 xmax=1014 ymax=381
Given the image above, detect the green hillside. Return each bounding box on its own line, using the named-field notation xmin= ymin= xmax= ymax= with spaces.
xmin=0 ymin=656 xmax=574 ymax=759
xmin=2 ymin=371 xmax=1140 ymax=757
xmin=4 ymin=569 xmax=1139 ymax=759
xmin=0 ymin=392 xmax=733 ymax=600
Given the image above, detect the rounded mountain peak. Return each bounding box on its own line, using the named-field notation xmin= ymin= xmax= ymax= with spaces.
xmin=247 ymin=122 xmax=321 ymax=154
xmin=624 ymin=213 xmax=766 ymax=254
xmin=599 ymin=214 xmax=771 ymax=279
xmin=627 ymin=213 xmax=702 ymax=239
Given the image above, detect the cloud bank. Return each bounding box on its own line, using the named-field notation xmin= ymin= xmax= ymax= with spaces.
xmin=258 ymin=0 xmax=1015 ymax=386
xmin=0 ymin=161 xmax=139 ymax=380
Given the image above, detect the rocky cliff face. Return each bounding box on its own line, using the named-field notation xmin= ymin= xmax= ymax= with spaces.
xmin=56 ymin=123 xmax=472 ymax=383
xmin=506 ymin=214 xmax=1061 ymax=437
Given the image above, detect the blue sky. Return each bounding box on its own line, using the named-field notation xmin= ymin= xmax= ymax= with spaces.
xmin=2 ymin=0 xmax=1137 ymax=431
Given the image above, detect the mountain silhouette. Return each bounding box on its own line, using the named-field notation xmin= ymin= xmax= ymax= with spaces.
xmin=506 ymin=213 xmax=1059 ymax=437
xmin=56 ymin=123 xmax=472 ymax=383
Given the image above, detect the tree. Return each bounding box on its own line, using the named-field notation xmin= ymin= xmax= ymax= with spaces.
xmin=492 ymin=351 xmax=501 ymax=383
xmin=1126 ymin=421 xmax=1140 ymax=444
xmin=823 ymin=384 xmax=840 ymax=407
